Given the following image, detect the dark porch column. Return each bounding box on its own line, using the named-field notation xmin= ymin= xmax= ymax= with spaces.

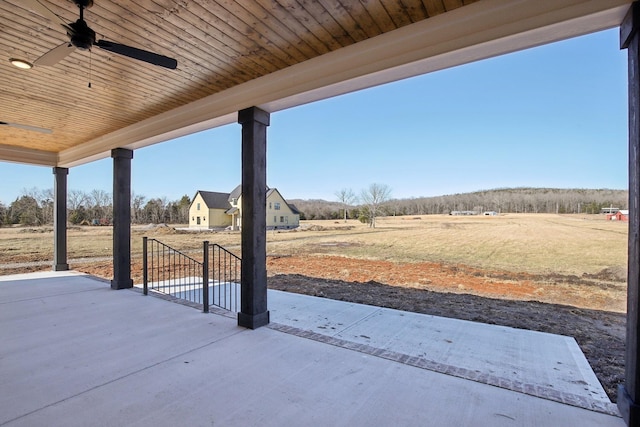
xmin=111 ymin=148 xmax=133 ymax=290
xmin=52 ymin=167 xmax=69 ymax=271
xmin=620 ymin=3 xmax=640 ymax=425
xmin=238 ymin=106 xmax=270 ymax=329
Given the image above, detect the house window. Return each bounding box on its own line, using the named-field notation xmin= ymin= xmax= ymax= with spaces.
xmin=280 ymin=216 xmax=284 ymax=223
xmin=274 ymin=202 xmax=281 ymax=210
xmin=232 ymin=198 xmax=237 ymax=206
xmin=197 ymin=217 xmax=201 ymax=225
xmin=274 ymin=216 xmax=277 ymax=223
xmin=269 ymin=202 xmax=272 ymax=209
xmin=197 ymin=203 xmax=201 ymax=210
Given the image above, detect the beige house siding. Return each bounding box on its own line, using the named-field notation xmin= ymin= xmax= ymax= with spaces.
xmin=208 ymin=209 xmax=232 ymax=228
xmin=189 ymin=193 xmax=232 ymax=229
xmin=266 ymin=189 xmax=299 ymax=229
xmin=189 ymin=193 xmax=207 ymax=228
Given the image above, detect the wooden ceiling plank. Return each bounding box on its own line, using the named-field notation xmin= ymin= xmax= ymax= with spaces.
xmin=357 ymin=0 xmax=398 ymax=33
xmin=272 ymin=0 xmax=344 ymax=51
xmin=296 ymin=0 xmax=357 ymax=46
xmin=253 ymin=0 xmax=332 ymax=56
xmin=141 ymin=0 xmax=281 ymax=83
xmin=422 ymin=0 xmax=446 ymax=17
xmin=213 ymin=0 xmax=311 ymax=65
xmin=240 ymin=0 xmax=326 ymax=58
xmin=95 ymin=0 xmax=263 ymax=85
xmin=181 ymin=0 xmax=293 ymax=71
xmin=315 ymin=0 xmax=370 ymax=42
xmin=156 ymin=0 xmax=296 ymax=75
xmin=399 ymin=0 xmax=428 ymax=23
xmin=377 ymin=0 xmax=412 ymax=27
xmin=15 ymin=0 xmax=79 ymax=27
xmin=442 ymin=0 xmax=466 ymax=11
xmin=193 ymin=0 xmax=304 ymax=67
xmin=334 ymin=0 xmax=384 ymax=38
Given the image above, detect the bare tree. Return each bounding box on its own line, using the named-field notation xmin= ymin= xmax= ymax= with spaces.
xmin=89 ymin=189 xmax=112 ymax=223
xmin=335 ymin=188 xmax=356 ymax=222
xmin=68 ymin=190 xmax=88 ymax=211
xmin=360 ymin=183 xmax=392 ymax=228
xmin=131 ymin=192 xmax=146 ymax=224
xmin=38 ymin=188 xmax=54 ymax=225
xmin=144 ymin=197 xmax=168 ymax=224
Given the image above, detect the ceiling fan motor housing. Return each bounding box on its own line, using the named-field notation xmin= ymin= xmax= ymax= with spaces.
xmin=68 ymin=19 xmax=95 ymax=50
xmin=71 ymin=0 xmax=94 ymax=8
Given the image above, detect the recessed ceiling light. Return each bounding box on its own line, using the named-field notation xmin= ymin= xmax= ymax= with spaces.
xmin=9 ymin=58 xmax=33 ymax=69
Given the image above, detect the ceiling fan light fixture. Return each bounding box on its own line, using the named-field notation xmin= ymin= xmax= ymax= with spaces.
xmin=9 ymin=58 xmax=33 ymax=69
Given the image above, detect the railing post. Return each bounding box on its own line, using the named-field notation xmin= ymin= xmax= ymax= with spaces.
xmin=143 ymin=236 xmax=148 ymax=295
xmin=203 ymin=241 xmax=209 ymax=313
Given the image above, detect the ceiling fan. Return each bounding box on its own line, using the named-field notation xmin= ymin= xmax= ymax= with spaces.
xmin=26 ymin=0 xmax=177 ymax=69
xmin=0 ymin=121 xmax=52 ymax=134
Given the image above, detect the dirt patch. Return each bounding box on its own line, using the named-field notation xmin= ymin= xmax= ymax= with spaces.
xmin=266 ymin=255 xmax=626 ymax=313
xmin=33 ymin=254 xmax=626 ymax=403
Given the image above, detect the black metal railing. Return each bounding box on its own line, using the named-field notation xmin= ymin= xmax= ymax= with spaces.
xmin=142 ymin=237 xmax=241 ymax=313
xmin=143 ymin=237 xmax=205 ymax=305
xmin=204 ymin=242 xmax=241 ymax=312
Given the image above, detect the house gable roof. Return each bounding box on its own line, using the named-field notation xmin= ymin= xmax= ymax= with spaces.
xmin=288 ymin=204 xmax=301 ymax=215
xmin=194 ymin=190 xmax=232 ymax=210
xmin=194 ymin=186 xmax=297 ymax=212
xmin=228 ymin=185 xmax=242 ymax=201
xmin=266 ymin=188 xmax=300 ymax=215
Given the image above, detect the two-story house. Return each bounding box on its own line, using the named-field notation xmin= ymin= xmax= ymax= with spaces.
xmin=189 ymin=185 xmax=300 ymax=230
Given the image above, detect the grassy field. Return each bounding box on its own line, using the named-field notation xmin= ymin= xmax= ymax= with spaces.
xmin=0 ymin=213 xmax=628 ymax=278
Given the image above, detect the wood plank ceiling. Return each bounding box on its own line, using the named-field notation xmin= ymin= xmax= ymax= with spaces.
xmin=0 ymin=0 xmax=475 ymax=163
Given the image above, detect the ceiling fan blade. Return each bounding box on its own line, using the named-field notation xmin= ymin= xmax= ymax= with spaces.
xmin=23 ymin=0 xmax=72 ymax=32
xmin=96 ymin=40 xmax=177 ymax=69
xmin=34 ymin=43 xmax=76 ymax=66
xmin=0 ymin=121 xmax=52 ymax=134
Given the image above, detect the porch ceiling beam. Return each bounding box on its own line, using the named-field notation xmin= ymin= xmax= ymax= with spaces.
xmin=0 ymin=144 xmax=57 ymax=167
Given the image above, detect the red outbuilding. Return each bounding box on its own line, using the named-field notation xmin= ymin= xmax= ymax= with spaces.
xmin=606 ymin=210 xmax=629 ymax=221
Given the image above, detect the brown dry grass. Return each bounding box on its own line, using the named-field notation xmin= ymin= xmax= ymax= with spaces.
xmin=0 ymin=213 xmax=627 ymax=278
xmin=266 ymin=213 xmax=628 ymax=277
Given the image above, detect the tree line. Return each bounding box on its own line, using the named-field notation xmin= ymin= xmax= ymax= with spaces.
xmin=292 ymin=187 xmax=628 ymax=220
xmin=0 ymin=186 xmax=628 ymax=227
xmin=0 ymin=188 xmax=191 ymax=226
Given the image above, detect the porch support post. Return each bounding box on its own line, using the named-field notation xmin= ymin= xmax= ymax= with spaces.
xmin=621 ymin=3 xmax=640 ymax=425
xmin=237 ymin=106 xmax=270 ymax=329
xmin=52 ymin=167 xmax=69 ymax=271
xmin=111 ymin=148 xmax=133 ymax=290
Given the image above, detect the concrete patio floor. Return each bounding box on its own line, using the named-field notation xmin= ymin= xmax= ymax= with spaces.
xmin=0 ymin=271 xmax=625 ymax=426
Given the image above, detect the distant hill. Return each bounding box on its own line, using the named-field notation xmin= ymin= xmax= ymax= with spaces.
xmin=289 ymin=188 xmax=628 ymax=220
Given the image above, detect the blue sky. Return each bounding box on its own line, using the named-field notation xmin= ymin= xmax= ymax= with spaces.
xmin=0 ymin=28 xmax=628 ymax=205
